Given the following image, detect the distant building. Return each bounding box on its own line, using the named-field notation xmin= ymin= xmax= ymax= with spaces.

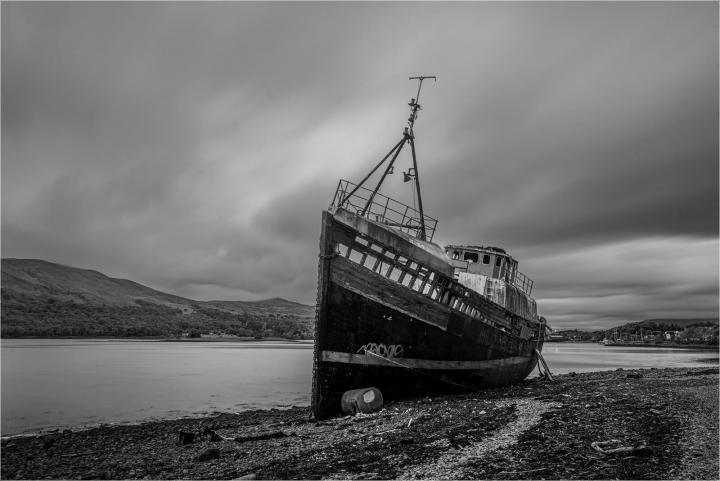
xmin=546 ymin=331 xmax=567 ymax=342
xmin=665 ymin=331 xmax=681 ymax=341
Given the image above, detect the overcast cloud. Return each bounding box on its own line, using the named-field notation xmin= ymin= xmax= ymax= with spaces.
xmin=2 ymin=2 xmax=717 ymax=330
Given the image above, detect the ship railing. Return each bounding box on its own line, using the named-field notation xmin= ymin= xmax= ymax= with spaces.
xmin=513 ymin=271 xmax=534 ymax=296
xmin=330 ymin=179 xmax=438 ymax=242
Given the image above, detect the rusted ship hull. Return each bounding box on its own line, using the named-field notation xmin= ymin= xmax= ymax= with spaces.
xmin=311 ymin=208 xmax=544 ymax=420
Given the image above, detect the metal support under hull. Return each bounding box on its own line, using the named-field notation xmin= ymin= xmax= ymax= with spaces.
xmin=311 ymin=210 xmax=543 ymax=420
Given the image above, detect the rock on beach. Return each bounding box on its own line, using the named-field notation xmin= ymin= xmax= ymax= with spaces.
xmin=1 ymin=366 xmax=717 ymax=480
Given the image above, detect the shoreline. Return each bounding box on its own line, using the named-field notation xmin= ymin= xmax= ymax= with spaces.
xmin=1 ymin=337 xmax=314 ymax=343
xmin=2 ymin=366 xmax=717 ymax=480
xmin=599 ymin=342 xmax=718 ymax=350
xmin=5 ymin=336 xmax=717 ymax=349
xmin=4 ymin=361 xmax=717 ymax=440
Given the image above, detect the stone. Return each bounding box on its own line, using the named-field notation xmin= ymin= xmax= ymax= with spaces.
xmin=196 ymin=448 xmax=221 ymax=462
xmin=177 ymin=431 xmax=195 ymax=445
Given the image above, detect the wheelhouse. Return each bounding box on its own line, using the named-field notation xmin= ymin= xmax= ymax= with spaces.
xmin=445 ymin=244 xmax=534 ymax=295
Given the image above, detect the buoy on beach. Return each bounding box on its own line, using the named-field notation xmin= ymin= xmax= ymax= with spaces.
xmin=341 ymin=387 xmax=384 ymax=414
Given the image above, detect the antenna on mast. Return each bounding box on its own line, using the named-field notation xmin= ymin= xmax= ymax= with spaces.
xmin=404 ymin=75 xmax=436 ymax=240
xmin=341 ymin=76 xmax=437 ymax=240
xmin=407 ymin=76 xmax=437 ymax=135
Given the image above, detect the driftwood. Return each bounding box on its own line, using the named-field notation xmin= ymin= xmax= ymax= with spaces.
xmin=498 ymin=467 xmax=549 ymax=475
xmin=234 ymin=431 xmax=287 ymax=443
xmin=591 ymin=439 xmax=652 ymax=455
xmin=372 ymin=428 xmax=400 ymax=436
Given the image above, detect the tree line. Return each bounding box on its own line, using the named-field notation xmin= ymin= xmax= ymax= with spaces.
xmin=0 ymin=289 xmax=315 ymax=340
xmin=554 ymin=320 xmax=719 ymax=345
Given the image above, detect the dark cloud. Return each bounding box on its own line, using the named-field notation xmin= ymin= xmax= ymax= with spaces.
xmin=2 ymin=2 xmax=717 ymax=329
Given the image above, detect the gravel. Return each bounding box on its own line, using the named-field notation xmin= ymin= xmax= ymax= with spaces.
xmin=1 ymin=366 xmax=717 ymax=480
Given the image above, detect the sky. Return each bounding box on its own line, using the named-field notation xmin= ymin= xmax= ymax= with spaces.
xmin=2 ymin=2 xmax=718 ymax=330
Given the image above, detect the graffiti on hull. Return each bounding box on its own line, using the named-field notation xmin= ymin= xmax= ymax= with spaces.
xmin=357 ymin=343 xmax=404 ymax=358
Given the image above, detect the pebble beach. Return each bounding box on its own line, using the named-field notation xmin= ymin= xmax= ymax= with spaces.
xmin=1 ymin=366 xmax=717 ymax=480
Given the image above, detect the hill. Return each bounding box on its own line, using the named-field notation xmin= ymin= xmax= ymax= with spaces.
xmin=1 ymin=259 xmax=315 ymax=339
xmin=206 ymin=297 xmax=315 ymax=317
xmin=624 ymin=318 xmax=719 ymax=330
xmin=602 ymin=318 xmax=718 ymax=345
xmin=2 ymin=258 xmax=193 ymax=308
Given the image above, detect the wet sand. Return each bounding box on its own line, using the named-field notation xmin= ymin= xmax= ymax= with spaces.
xmin=2 ymin=366 xmax=717 ymax=480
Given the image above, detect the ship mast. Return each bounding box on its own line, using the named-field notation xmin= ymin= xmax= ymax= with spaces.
xmin=341 ymin=76 xmax=436 ymax=241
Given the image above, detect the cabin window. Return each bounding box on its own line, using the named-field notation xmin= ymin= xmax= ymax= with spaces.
xmin=349 ymin=250 xmax=365 ymax=265
xmin=415 ymin=268 xmax=431 ymax=293
xmin=424 ymin=272 xmax=435 ymax=289
xmin=452 ymin=250 xmax=460 ymax=260
xmin=388 ymin=268 xmax=401 ymax=282
xmin=441 ymin=291 xmax=451 ymax=305
xmin=482 ymin=254 xmax=491 ymax=264
xmin=463 ymin=252 xmax=479 ymax=263
xmin=363 ymin=255 xmax=377 ymax=269
xmin=495 ymin=257 xmax=503 ymax=267
xmin=336 ymin=243 xmax=349 ymax=257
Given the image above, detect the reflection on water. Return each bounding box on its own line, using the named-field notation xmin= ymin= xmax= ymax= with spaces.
xmin=1 ymin=339 xmax=313 ymax=436
xmin=540 ymin=341 xmax=718 ymax=375
xmin=1 ymin=339 xmax=717 ymax=436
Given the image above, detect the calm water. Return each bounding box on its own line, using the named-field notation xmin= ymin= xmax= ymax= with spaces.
xmin=1 ymin=339 xmax=717 ymax=436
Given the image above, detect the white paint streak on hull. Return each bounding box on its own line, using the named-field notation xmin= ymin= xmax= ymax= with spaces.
xmin=321 ymin=350 xmax=532 ymax=371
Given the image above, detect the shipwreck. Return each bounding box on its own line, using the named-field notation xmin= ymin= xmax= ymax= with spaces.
xmin=311 ymin=77 xmax=548 ymax=419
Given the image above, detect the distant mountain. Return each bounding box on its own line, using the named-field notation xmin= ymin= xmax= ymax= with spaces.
xmin=207 ymin=297 xmax=315 ymax=317
xmin=1 ymin=259 xmax=315 ymax=339
xmin=2 ymin=258 xmax=193 ymax=308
